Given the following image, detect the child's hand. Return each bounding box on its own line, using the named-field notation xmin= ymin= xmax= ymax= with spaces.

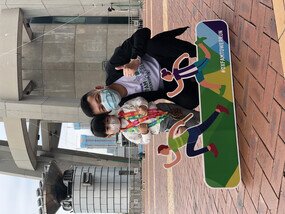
xmin=138 ymin=123 xmax=148 ymax=134
xmin=138 ymin=105 xmax=148 ymax=116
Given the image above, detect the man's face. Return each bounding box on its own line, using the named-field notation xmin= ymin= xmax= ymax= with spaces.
xmin=87 ymin=90 xmax=108 ymax=115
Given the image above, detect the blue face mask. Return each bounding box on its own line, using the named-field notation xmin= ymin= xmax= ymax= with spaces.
xmin=100 ymin=89 xmax=121 ymax=112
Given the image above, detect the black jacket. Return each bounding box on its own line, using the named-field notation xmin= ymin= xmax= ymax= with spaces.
xmin=105 ymin=27 xmax=198 ymax=108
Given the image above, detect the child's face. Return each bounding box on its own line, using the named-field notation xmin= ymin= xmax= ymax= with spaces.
xmin=105 ymin=116 xmax=121 ymax=136
xmin=162 ymin=74 xmax=174 ymax=82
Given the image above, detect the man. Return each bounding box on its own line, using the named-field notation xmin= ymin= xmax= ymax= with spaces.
xmin=81 ymin=26 xmax=199 ymax=117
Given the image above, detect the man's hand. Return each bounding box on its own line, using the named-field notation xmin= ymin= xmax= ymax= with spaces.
xmin=115 ymin=58 xmax=141 ymax=77
xmin=138 ymin=123 xmax=148 ymax=134
xmin=138 ymin=105 xmax=148 ymax=116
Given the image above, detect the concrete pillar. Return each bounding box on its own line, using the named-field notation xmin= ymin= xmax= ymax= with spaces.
xmin=28 ymin=119 xmax=40 ymax=152
xmin=0 ymin=141 xmax=139 ymax=179
xmin=0 ymin=8 xmax=30 ymax=100
xmin=3 ymin=117 xmax=37 ymax=170
xmin=0 ymin=95 xmax=89 ymax=123
xmin=0 ymin=142 xmax=42 ymax=179
xmin=41 ymin=122 xmax=61 ymax=151
xmin=37 ymin=146 xmax=140 ymax=168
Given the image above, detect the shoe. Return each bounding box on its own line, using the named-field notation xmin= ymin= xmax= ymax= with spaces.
xmin=195 ymin=37 xmax=207 ymax=45
xmin=209 ymin=143 xmax=219 ymax=157
xmin=219 ymin=85 xmax=226 ymax=96
xmin=216 ymin=104 xmax=229 ymax=115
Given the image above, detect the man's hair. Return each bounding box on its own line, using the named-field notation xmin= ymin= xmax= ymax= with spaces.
xmin=157 ymin=145 xmax=169 ymax=154
xmin=90 ymin=113 xmax=109 ymax=138
xmin=81 ymin=90 xmax=95 ymax=117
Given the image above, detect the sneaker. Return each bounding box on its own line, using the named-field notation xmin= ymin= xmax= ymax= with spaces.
xmin=209 ymin=143 xmax=219 ymax=157
xmin=216 ymin=104 xmax=229 ymax=115
xmin=219 ymin=85 xmax=226 ymax=96
xmin=195 ymin=37 xmax=207 ymax=45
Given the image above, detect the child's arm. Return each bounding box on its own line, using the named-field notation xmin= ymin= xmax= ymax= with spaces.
xmin=167 ymin=79 xmax=184 ymax=98
xmin=138 ymin=123 xmax=151 ymax=144
xmin=122 ymin=127 xmax=151 ymax=145
xmin=122 ymin=132 xmax=142 ymax=145
xmin=122 ymin=96 xmax=149 ymax=114
xmin=164 ymin=150 xmax=182 ymax=169
xmin=141 ymin=132 xmax=152 ymax=144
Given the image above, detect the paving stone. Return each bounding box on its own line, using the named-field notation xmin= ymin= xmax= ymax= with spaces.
xmin=142 ymin=1 xmax=284 ymax=213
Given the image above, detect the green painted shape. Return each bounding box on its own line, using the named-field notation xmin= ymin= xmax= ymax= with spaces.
xmin=196 ymin=20 xmax=240 ymax=188
xmin=200 ymin=89 xmax=239 ymax=187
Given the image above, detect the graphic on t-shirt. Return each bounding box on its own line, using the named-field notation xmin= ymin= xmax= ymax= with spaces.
xmin=114 ymin=54 xmax=162 ymax=95
xmin=135 ymin=63 xmax=154 ymax=92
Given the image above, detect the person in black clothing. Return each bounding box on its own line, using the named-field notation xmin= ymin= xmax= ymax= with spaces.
xmin=81 ymin=27 xmax=198 ymax=117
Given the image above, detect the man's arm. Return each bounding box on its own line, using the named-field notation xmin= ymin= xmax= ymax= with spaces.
xmin=109 ymin=28 xmax=151 ymax=67
xmin=151 ymin=26 xmax=189 ymax=40
xmin=164 ymin=150 xmax=182 ymax=169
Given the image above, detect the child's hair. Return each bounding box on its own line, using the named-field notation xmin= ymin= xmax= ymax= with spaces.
xmin=90 ymin=113 xmax=109 ymax=137
xmin=160 ymin=68 xmax=172 ymax=78
xmin=157 ymin=144 xmax=169 ymax=154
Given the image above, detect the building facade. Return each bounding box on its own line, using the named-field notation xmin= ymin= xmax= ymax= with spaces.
xmin=0 ymin=0 xmax=142 ymax=204
xmin=37 ymin=161 xmax=142 ymax=214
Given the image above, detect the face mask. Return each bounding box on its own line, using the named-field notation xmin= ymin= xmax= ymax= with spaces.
xmin=107 ymin=117 xmax=121 ymax=134
xmin=100 ymin=89 xmax=121 ymax=112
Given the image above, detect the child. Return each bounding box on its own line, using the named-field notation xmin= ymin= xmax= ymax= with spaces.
xmin=160 ymin=37 xmax=226 ymax=98
xmin=157 ymin=104 xmax=229 ymax=169
xmin=91 ymin=96 xmax=200 ymax=144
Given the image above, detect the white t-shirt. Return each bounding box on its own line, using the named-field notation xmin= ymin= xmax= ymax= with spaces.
xmin=114 ymin=54 xmax=164 ymax=96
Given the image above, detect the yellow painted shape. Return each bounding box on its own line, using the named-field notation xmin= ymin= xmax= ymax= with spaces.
xmin=226 ymin=166 xmax=241 ymax=188
xmin=204 ymin=65 xmax=234 ymax=102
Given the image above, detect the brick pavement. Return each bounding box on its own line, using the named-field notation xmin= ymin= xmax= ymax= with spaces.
xmin=142 ymin=0 xmax=285 ymax=213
